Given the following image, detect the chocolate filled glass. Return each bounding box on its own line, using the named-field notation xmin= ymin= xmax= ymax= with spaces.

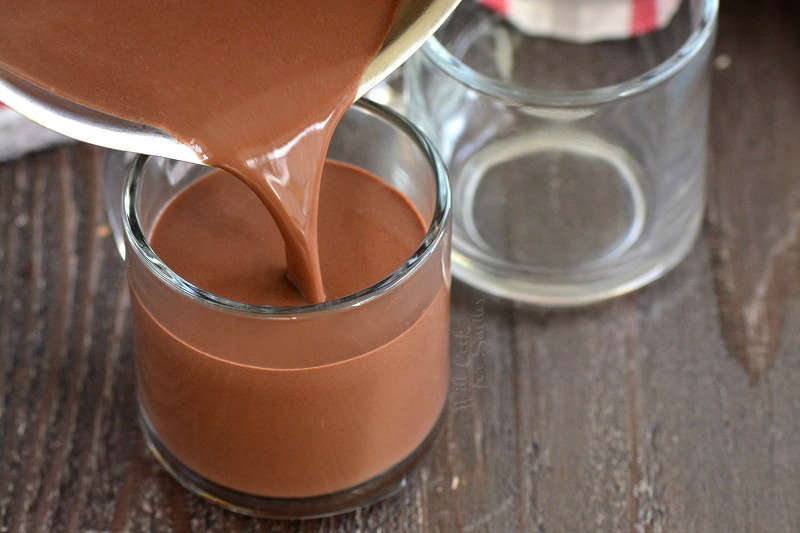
xmin=115 ymin=101 xmax=452 ymax=518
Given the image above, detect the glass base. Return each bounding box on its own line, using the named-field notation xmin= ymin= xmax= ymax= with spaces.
xmin=451 ymin=129 xmax=702 ymax=306
xmin=140 ymin=409 xmax=444 ymax=519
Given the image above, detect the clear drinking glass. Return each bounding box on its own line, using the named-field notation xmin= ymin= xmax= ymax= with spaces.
xmin=105 ymin=100 xmax=452 ymax=518
xmin=404 ymin=0 xmax=718 ymax=305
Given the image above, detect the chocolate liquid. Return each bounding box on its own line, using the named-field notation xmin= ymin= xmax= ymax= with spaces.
xmin=151 ymin=164 xmax=427 ymax=308
xmin=131 ymin=165 xmax=449 ymax=496
xmin=0 ymin=0 xmax=400 ymax=301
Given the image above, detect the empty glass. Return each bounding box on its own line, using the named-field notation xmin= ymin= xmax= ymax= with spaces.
xmin=405 ymin=0 xmax=718 ymax=305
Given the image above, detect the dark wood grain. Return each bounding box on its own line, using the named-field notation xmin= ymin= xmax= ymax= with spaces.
xmin=2 ymin=0 xmax=800 ymax=531
xmin=706 ymin=0 xmax=800 ymax=381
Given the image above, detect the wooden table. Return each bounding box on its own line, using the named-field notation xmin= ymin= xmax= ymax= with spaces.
xmin=2 ymin=1 xmax=799 ymax=531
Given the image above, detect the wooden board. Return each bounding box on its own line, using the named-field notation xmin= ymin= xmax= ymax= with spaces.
xmin=1 ymin=0 xmax=799 ymax=530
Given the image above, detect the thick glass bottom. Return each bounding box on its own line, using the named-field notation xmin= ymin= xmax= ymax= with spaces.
xmin=451 ymin=129 xmax=704 ymax=306
xmin=140 ymin=408 xmax=444 ymax=519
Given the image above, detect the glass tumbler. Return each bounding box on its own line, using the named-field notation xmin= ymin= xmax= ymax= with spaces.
xmin=405 ymin=0 xmax=718 ymax=305
xmin=104 ymin=100 xmax=452 ymax=518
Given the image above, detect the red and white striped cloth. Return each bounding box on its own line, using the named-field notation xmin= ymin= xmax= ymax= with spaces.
xmin=0 ymin=102 xmax=71 ymax=161
xmin=481 ymin=0 xmax=682 ymax=42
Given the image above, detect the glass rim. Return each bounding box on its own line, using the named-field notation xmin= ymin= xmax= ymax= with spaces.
xmin=420 ymin=0 xmax=718 ymax=107
xmin=122 ymin=99 xmax=452 ymax=317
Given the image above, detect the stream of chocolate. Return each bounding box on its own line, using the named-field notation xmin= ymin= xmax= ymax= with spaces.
xmin=0 ymin=0 xmax=400 ymax=302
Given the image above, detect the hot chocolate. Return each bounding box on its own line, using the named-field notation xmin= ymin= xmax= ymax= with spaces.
xmin=131 ymin=163 xmax=449 ymax=497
